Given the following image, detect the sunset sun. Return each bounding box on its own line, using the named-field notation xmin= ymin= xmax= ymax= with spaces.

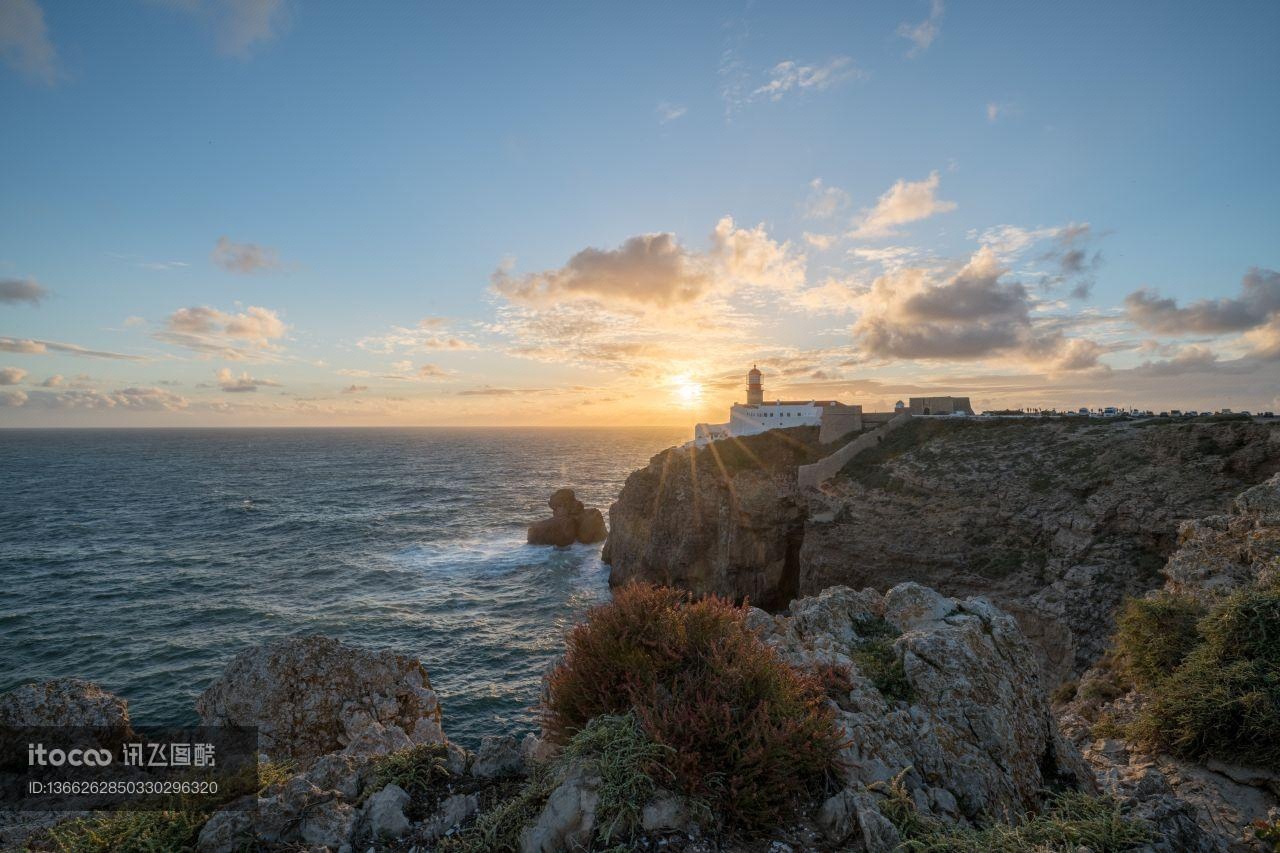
xmin=672 ymin=375 xmax=704 ymax=407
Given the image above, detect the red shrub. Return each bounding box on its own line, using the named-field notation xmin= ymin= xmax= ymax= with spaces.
xmin=543 ymin=583 xmax=846 ymax=831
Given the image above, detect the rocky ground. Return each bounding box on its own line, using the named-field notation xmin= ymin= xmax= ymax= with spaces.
xmin=605 ymin=417 xmax=1280 ymax=684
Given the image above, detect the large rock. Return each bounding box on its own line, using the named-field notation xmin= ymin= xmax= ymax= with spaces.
xmin=606 ymin=418 xmax=1280 ymax=676
xmin=520 ymin=764 xmax=600 ymax=853
xmin=751 ymin=583 xmax=1090 ymax=825
xmin=0 ymin=678 xmax=131 ymax=731
xmin=527 ymin=488 xmax=609 ymax=546
xmin=196 ymin=635 xmax=444 ymax=761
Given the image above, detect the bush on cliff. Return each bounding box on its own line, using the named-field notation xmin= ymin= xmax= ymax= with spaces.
xmin=543 ymin=583 xmax=845 ymax=832
xmin=1125 ymin=578 xmax=1280 ymax=768
xmin=1113 ymin=592 xmax=1205 ymax=689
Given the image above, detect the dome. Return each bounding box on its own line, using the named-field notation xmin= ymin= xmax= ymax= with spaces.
xmin=748 ymin=365 xmax=762 ymax=377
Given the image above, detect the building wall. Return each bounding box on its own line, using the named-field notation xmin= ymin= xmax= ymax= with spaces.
xmin=818 ymin=404 xmax=863 ymax=444
xmin=908 ymin=396 xmax=974 ymax=416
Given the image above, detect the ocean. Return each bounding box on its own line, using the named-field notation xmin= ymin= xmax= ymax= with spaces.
xmin=0 ymin=427 xmax=685 ymax=747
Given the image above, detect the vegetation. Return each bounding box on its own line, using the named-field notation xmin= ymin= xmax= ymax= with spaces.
xmin=876 ymin=771 xmax=1153 ymax=852
xmin=1113 ymin=592 xmax=1205 ymax=688
xmin=365 ymin=742 xmax=454 ymax=817
xmin=847 ymin=615 xmax=912 ymax=702
xmin=442 ymin=713 xmax=677 ymax=852
xmin=542 ymin=583 xmax=845 ymax=832
xmin=44 ymin=810 xmax=207 ymax=853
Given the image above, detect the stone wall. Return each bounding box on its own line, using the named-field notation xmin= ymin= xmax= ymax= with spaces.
xmin=818 ymin=404 xmax=863 ymax=444
xmin=798 ymin=411 xmax=913 ymax=489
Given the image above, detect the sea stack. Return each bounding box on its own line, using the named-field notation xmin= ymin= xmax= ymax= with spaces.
xmin=527 ymin=487 xmax=607 ymax=546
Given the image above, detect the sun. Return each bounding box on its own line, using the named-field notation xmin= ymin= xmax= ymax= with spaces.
xmin=671 ymin=374 xmax=704 ymax=407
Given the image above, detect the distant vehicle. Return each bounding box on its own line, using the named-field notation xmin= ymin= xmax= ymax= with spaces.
xmin=1077 ymin=407 xmax=1089 ymax=415
xmin=1186 ymin=410 xmax=1199 ymax=416
xmin=1263 ymin=411 xmax=1276 ymax=418
xmin=1219 ymin=408 xmax=1233 ymax=415
xmin=1170 ymin=410 xmax=1182 ymax=416
xmin=1103 ymin=406 xmax=1120 ymax=416
xmin=1159 ymin=412 xmax=1169 ymax=417
xmin=1241 ymin=410 xmax=1252 ymax=416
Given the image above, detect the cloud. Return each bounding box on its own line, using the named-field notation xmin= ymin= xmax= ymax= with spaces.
xmin=4 ymin=385 xmax=189 ymax=411
xmin=656 ymin=101 xmax=687 ymax=123
xmin=211 ymin=236 xmax=281 ymax=274
xmin=494 ymin=217 xmax=803 ymax=312
xmin=340 ymin=384 xmax=367 ymax=394
xmin=416 ymin=363 xmax=449 ymax=379
xmin=851 ymin=245 xmax=1102 ymax=371
xmin=216 ymin=367 xmax=280 ymax=392
xmin=849 ymin=171 xmax=956 ymax=239
xmin=1124 ymin=268 xmax=1280 ymax=335
xmin=804 ymin=233 xmax=838 ymax=250
xmin=986 ymin=102 xmax=1001 ymax=122
xmin=155 ymin=304 xmax=287 ymax=359
xmin=0 ymin=0 xmax=59 ymax=84
xmin=0 ymin=277 xmax=48 ymax=305
xmin=897 ymin=0 xmax=944 ymax=57
xmin=39 ymin=374 xmax=62 ymax=387
xmin=0 ymin=336 xmax=146 ymax=360
xmin=357 ymin=317 xmax=479 ymax=354
xmin=457 ymin=387 xmax=544 ymax=396
xmin=752 ymin=56 xmax=864 ymax=101
xmin=803 ymin=179 xmax=850 ymax=220
xmin=0 ymin=389 xmax=25 ymax=406
xmin=157 ymin=0 xmax=289 ymax=57
xmin=0 ymin=366 xmax=25 ymax=384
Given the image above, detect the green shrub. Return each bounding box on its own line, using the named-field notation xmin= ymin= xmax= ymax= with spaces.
xmin=366 ymin=742 xmax=453 ymax=817
xmin=543 ymin=583 xmax=845 ymax=832
xmin=45 ymin=810 xmax=207 ymax=853
xmin=876 ymin=771 xmax=1152 ymax=852
xmin=1114 ymin=593 xmax=1205 ymax=689
xmin=1128 ymin=579 xmax=1280 ymax=767
xmin=442 ymin=713 xmax=676 ymax=852
xmin=851 ymin=636 xmax=912 ymax=702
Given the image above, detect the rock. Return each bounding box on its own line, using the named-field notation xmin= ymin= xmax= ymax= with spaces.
xmin=604 ymin=418 xmax=1280 ymax=675
xmin=364 ymin=783 xmax=411 ymax=840
xmin=756 ymin=583 xmax=1089 ymax=825
xmin=521 ymin=732 xmax=556 ymax=764
xmin=298 ymin=798 xmax=358 ymax=850
xmin=527 ymin=515 xmax=577 ymax=547
xmin=195 ymin=806 xmax=253 ymax=853
xmin=195 ymin=635 xmax=444 ymax=760
xmin=576 ymin=507 xmax=608 ymax=544
xmin=520 ymin=765 xmax=600 ymax=853
xmin=0 ymin=678 xmax=131 ymax=731
xmin=817 ymin=788 xmax=900 ymax=851
xmin=474 ymin=733 xmax=522 ymax=778
xmin=528 ymin=488 xmax=610 ymax=547
xmin=420 ymin=792 xmax=479 ymax=844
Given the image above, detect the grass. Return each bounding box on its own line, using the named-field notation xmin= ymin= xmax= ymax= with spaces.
xmin=364 ymin=742 xmax=455 ymax=818
xmin=441 ymin=713 xmax=676 ymax=852
xmin=543 ymin=583 xmax=845 ymax=833
xmin=1116 ymin=577 xmax=1280 ymax=768
xmin=875 ymin=771 xmax=1153 ymax=852
xmin=44 ymin=810 xmax=207 ymax=853
xmin=1113 ymin=592 xmax=1205 ymax=689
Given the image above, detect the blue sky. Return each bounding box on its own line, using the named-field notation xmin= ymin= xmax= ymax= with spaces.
xmin=1 ymin=0 xmax=1278 ymax=425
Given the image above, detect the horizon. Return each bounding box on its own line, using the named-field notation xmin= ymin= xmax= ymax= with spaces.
xmin=2 ymin=1 xmax=1278 ymax=428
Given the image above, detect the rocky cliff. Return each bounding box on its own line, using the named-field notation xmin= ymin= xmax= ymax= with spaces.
xmin=604 ymin=418 xmax=1280 ymax=682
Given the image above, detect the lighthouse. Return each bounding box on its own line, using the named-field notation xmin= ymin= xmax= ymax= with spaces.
xmin=746 ymin=365 xmax=764 ymax=406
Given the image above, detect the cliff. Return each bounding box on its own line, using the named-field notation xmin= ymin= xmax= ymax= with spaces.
xmin=604 ymin=417 xmax=1280 ymax=682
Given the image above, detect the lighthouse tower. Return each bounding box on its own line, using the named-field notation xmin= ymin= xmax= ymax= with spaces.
xmin=746 ymin=365 xmax=764 ymax=406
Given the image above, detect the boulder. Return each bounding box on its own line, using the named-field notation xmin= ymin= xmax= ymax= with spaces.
xmin=195 ymin=635 xmax=444 ymax=760
xmin=527 ymin=488 xmax=608 ymax=547
xmin=473 ymin=733 xmax=522 ymax=778
xmin=520 ymin=764 xmax=600 ymax=853
xmin=576 ymin=507 xmax=608 ymax=544
xmin=527 ymin=515 xmax=578 ymax=547
xmin=754 ymin=583 xmax=1090 ymax=825
xmin=364 ymin=783 xmax=411 ymax=840
xmin=0 ymin=678 xmax=131 ymax=732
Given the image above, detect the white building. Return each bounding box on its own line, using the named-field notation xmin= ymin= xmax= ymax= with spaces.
xmin=692 ymin=366 xmax=856 ymax=446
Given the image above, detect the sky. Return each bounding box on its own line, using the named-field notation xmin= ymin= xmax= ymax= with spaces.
xmin=1 ymin=0 xmax=1278 ymax=427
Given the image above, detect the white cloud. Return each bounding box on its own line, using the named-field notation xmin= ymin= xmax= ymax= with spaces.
xmin=0 ymin=0 xmax=59 ymax=84
xmin=986 ymin=102 xmax=1000 ymax=122
xmin=897 ymin=0 xmax=944 ymax=58
xmin=216 ymin=367 xmax=281 ymax=392
xmin=0 ymin=336 xmax=146 ymax=360
xmin=752 ymin=57 xmax=864 ymax=102
xmin=803 ymin=232 xmax=838 ymax=250
xmin=157 ymin=0 xmax=289 ymax=57
xmin=656 ymin=101 xmax=687 ymax=123
xmin=211 ymin=236 xmax=281 ymax=274
xmin=803 ymin=178 xmax=850 ymax=219
xmin=357 ymin=317 xmax=479 ymax=354
xmin=0 ymin=366 xmax=26 ymax=385
xmin=340 ymin=384 xmax=367 ymax=394
xmin=0 ymin=277 xmax=48 ymax=304
xmin=849 ymin=171 xmax=957 ymax=239
xmin=155 ymin=305 xmax=287 ymax=360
